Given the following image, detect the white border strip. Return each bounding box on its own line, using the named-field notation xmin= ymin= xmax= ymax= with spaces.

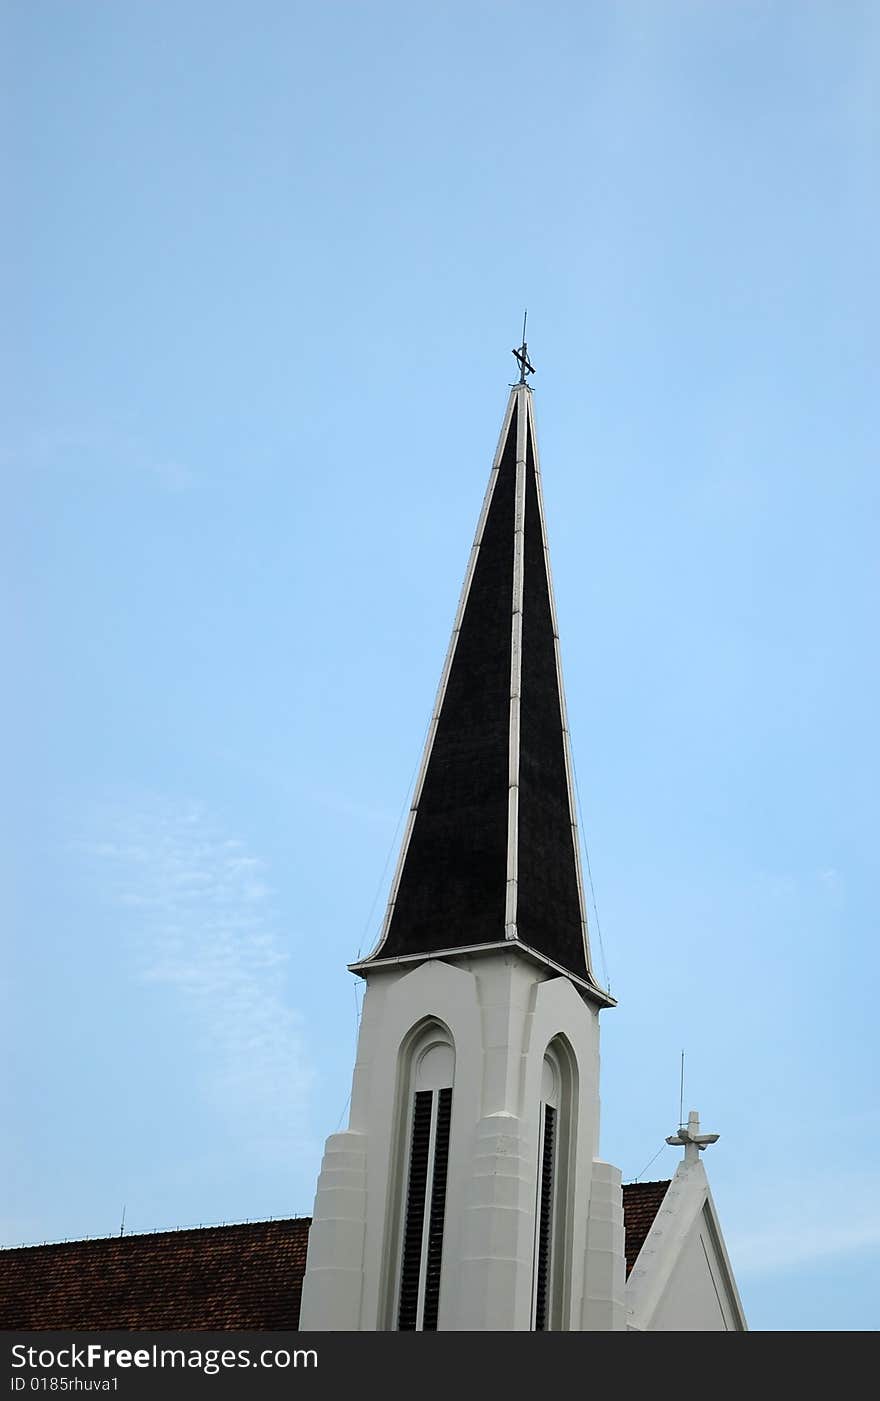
xmin=364 ymin=390 xmax=520 ymax=961
xmin=415 ymin=1091 xmax=440 ymax=1331
xmin=505 ymin=386 xmax=528 ymax=939
xmin=349 ymin=939 xmax=616 ymax=1008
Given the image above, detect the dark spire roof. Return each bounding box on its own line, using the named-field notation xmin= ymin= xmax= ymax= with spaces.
xmin=354 ymin=384 xmax=611 ymax=1003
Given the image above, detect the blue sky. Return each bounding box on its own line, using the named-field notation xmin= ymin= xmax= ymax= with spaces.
xmin=4 ymin=1 xmax=878 ymax=1331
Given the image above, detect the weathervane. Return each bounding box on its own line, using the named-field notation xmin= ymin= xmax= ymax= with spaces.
xmin=511 ymin=309 xmax=535 ymax=385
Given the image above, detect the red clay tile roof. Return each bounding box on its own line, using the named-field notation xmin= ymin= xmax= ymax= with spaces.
xmin=1 ymin=1189 xmax=669 ymax=1329
xmin=0 ymin=1218 xmax=311 ymax=1331
xmin=621 ymin=1180 xmax=671 ymax=1277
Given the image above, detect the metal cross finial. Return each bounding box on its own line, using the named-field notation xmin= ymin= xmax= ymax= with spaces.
xmin=666 ymin=1110 xmax=720 ymax=1166
xmin=512 ymin=309 xmax=535 ymax=385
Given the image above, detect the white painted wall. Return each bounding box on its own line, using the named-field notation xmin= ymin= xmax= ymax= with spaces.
xmin=650 ymin=1209 xmax=739 ymax=1331
xmin=299 ymin=949 xmax=625 ymax=1331
xmin=625 ymin=1159 xmax=747 ymax=1332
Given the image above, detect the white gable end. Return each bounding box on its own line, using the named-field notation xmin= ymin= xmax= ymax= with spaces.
xmin=650 ymin=1203 xmax=741 ymax=1331
xmin=625 ymin=1154 xmax=747 ymax=1332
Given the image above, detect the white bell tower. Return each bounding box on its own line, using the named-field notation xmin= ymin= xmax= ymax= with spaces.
xmin=300 ymin=357 xmax=625 ymax=1331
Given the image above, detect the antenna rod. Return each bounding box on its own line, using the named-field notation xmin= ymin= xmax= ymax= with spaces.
xmin=120 ymin=1205 xmax=126 ymax=1238
xmin=511 ymin=310 xmax=535 ymax=385
xmin=679 ymin=1051 xmax=685 ymax=1130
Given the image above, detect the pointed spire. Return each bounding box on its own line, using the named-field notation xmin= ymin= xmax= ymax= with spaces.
xmin=354 ymin=372 xmax=611 ymax=1005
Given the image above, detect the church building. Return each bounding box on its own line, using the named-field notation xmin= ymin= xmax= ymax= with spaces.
xmin=0 ymin=348 xmax=747 ymax=1333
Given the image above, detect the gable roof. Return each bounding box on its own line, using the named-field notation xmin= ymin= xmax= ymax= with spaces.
xmin=621 ymin=1180 xmax=671 ymax=1277
xmin=0 ymin=1218 xmax=310 ymax=1331
xmin=624 ymin=1161 xmax=748 ymax=1331
xmin=1 ymin=1192 xmax=670 ymax=1330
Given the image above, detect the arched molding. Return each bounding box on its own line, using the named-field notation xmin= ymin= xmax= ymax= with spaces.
xmin=520 ymin=977 xmax=600 ymax=1329
xmin=350 ymin=959 xmax=482 ymax=1330
xmin=383 ymin=1018 xmax=455 ymax=1330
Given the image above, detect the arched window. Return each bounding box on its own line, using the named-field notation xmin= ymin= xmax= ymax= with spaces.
xmin=531 ymin=1040 xmax=574 ymax=1330
xmin=395 ymin=1026 xmax=454 ymax=1331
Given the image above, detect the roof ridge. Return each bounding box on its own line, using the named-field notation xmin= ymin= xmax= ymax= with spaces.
xmin=1 ymin=1214 xmax=312 ymax=1253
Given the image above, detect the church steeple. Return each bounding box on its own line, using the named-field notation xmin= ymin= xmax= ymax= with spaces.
xmin=355 ymin=366 xmax=610 ymax=1003
xmin=302 ymin=352 xmax=625 ymax=1334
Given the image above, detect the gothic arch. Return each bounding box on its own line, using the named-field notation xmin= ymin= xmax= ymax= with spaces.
xmin=382 ymin=1017 xmax=456 ymax=1331
xmin=532 ymin=1033 xmax=578 ymax=1330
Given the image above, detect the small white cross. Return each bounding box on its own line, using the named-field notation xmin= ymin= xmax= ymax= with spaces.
xmin=666 ymin=1109 xmax=719 ymax=1165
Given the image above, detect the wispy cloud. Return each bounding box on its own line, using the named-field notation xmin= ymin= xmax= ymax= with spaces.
xmin=4 ymin=427 xmax=197 ymax=492
xmin=728 ymin=1174 xmax=880 ymax=1275
xmin=310 ymin=787 xmax=399 ymax=829
xmin=77 ymin=797 xmax=313 ymax=1160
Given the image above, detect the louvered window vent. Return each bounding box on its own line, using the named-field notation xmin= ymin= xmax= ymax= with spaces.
xmin=533 ymin=1103 xmax=556 ymax=1331
xmin=397 ymin=1086 xmax=452 ymax=1331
